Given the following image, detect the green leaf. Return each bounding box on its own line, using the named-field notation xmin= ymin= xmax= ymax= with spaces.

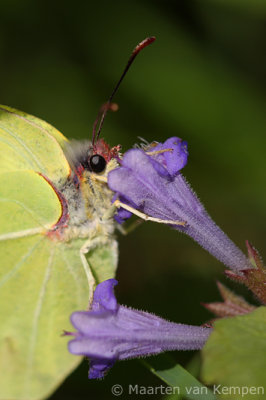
xmin=0 ymin=106 xmax=118 ymax=400
xmin=143 ymin=354 xmax=217 ymax=400
xmin=202 ymin=307 xmax=266 ymax=399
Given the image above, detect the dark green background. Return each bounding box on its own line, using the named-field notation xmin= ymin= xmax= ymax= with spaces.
xmin=1 ymin=0 xmax=265 ymax=399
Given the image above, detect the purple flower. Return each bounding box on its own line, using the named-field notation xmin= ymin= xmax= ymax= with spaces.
xmin=108 ymin=137 xmax=252 ymax=272
xmin=67 ymin=279 xmax=211 ymax=379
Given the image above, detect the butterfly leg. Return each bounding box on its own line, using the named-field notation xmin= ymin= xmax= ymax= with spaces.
xmin=113 ymin=200 xmax=186 ymax=226
xmin=116 ymin=219 xmax=143 ymax=235
xmin=100 ymin=197 xmax=186 ymax=227
xmin=79 ymin=235 xmax=113 ymax=309
xmin=92 ymin=175 xmax=186 ymax=226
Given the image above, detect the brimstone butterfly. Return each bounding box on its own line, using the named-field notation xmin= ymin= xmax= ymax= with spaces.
xmin=0 ymin=37 xmax=155 ymax=400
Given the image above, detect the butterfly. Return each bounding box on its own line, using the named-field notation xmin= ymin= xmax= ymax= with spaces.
xmin=0 ymin=37 xmax=157 ymax=400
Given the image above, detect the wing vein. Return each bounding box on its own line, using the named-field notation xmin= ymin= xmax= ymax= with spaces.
xmin=25 ymin=244 xmax=55 ymax=396
xmin=0 ymin=236 xmax=44 ymax=288
xmin=0 ymin=106 xmax=57 ymax=139
xmin=0 ymin=122 xmax=45 ymax=172
xmin=61 ymin=246 xmax=83 ymax=306
xmin=0 ymin=135 xmax=36 ymax=168
xmin=0 ymin=227 xmax=45 ymax=241
xmin=0 ymin=198 xmax=52 ymax=232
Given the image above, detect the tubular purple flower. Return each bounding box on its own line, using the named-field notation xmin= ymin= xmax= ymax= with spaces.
xmin=67 ymin=279 xmax=212 ymax=379
xmin=108 ymin=137 xmax=251 ymax=272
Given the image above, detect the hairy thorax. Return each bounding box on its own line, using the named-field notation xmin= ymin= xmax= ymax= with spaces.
xmin=48 ymin=147 xmax=119 ymax=242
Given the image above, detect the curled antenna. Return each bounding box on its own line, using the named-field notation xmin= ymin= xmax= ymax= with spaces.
xmin=92 ymin=36 xmax=156 ymax=146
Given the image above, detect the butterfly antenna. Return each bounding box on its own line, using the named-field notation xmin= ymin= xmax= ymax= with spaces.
xmin=92 ymin=36 xmax=156 ymax=145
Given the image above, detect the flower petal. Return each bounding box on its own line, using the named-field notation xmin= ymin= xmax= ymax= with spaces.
xmin=89 ymin=359 xmax=115 ymax=379
xmin=67 ymin=280 xmax=212 ymax=379
xmin=92 ymin=278 xmax=118 ymax=312
xmin=152 ymin=137 xmax=188 ymax=175
xmin=108 ymin=143 xmax=252 ymax=271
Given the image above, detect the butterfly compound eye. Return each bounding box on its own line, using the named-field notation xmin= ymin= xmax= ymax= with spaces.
xmin=89 ymin=154 xmax=106 ymax=173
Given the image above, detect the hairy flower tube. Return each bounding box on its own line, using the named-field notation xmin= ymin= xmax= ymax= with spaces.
xmin=67 ymin=279 xmax=212 ymax=379
xmin=108 ymin=137 xmax=251 ymax=272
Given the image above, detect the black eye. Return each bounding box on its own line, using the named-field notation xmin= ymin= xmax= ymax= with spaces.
xmin=89 ymin=154 xmax=106 ymax=173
